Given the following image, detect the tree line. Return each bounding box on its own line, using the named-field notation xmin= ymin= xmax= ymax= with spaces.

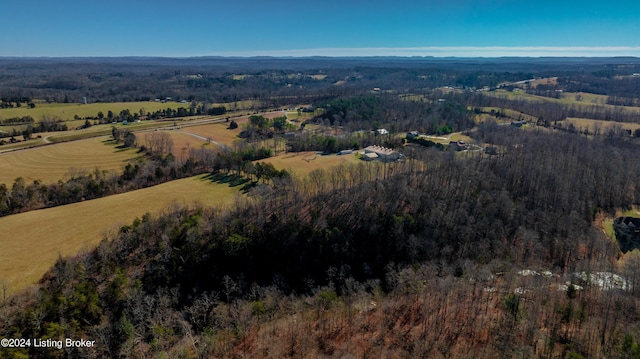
xmin=0 ymin=116 xmax=68 ymax=142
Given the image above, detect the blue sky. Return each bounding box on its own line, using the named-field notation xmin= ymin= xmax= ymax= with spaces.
xmin=3 ymin=0 xmax=640 ymax=57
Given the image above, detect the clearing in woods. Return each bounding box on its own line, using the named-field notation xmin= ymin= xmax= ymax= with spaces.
xmin=564 ymin=118 xmax=640 ymax=133
xmin=0 ymin=174 xmax=242 ymax=294
xmin=0 ymin=136 xmax=140 ymax=185
xmin=259 ymin=151 xmax=362 ymax=177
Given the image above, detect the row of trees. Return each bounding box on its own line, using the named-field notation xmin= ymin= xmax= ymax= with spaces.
xmin=1 ymin=116 xmax=34 ymax=125
xmin=0 ymin=116 xmax=68 ymax=141
xmin=0 ymin=96 xmax=34 ymax=108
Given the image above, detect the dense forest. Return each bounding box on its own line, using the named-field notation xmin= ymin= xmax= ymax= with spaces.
xmin=2 ymin=57 xmax=640 ymax=358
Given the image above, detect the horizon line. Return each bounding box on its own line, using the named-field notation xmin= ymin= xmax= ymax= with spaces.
xmin=2 ymin=46 xmax=640 ymax=59
xmin=216 ymin=46 xmax=640 ymax=58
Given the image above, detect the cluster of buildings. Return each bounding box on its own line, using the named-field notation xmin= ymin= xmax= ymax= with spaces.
xmin=361 ymin=145 xmax=403 ymax=162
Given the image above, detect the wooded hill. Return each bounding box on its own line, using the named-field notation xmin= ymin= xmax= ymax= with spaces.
xmin=3 ymin=123 xmax=640 ymax=358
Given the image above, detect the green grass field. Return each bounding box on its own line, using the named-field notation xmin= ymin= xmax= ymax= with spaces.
xmin=475 ymin=107 xmax=538 ymax=122
xmin=0 ymin=136 xmax=140 ymax=185
xmin=0 ymin=101 xmax=192 ymax=122
xmin=564 ymin=118 xmax=640 ymax=133
xmin=563 ymin=92 xmax=609 ymax=105
xmin=487 ymin=90 xmax=640 ymax=115
xmin=0 ymin=174 xmax=242 ymax=294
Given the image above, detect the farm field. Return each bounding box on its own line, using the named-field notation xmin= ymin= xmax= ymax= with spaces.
xmin=137 ymin=130 xmax=213 ymax=160
xmin=0 ymin=136 xmax=140 ymax=185
xmin=475 ymin=107 xmax=538 ymax=123
xmin=0 ymin=101 xmax=192 ymax=122
xmin=182 ymin=111 xmax=289 ymax=148
xmin=0 ymin=174 xmax=242 ymax=293
xmin=1 ymin=118 xmax=197 ymax=151
xmin=523 ymin=77 xmax=558 ymax=88
xmin=562 ymin=91 xmax=610 ymax=104
xmin=487 ymin=90 xmax=640 ymax=114
xmin=180 ymin=122 xmax=243 ymax=148
xmin=564 ymin=117 xmax=640 ymax=132
xmin=1 ymin=108 xmax=288 ymax=152
xmin=260 ymin=151 xmax=362 ymax=177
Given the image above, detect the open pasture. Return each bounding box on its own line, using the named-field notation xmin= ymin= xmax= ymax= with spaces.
xmin=475 ymin=107 xmax=538 ymax=123
xmin=285 ymin=109 xmax=318 ymax=122
xmin=562 ymin=92 xmax=609 ymax=105
xmin=181 ymin=122 xmax=243 ymax=147
xmin=518 ymin=77 xmax=558 ymax=88
xmin=0 ymin=101 xmax=192 ymax=122
xmin=0 ymin=116 xmax=212 ymax=151
xmin=260 ymin=151 xmax=361 ymax=177
xmin=137 ymin=130 xmax=212 ymax=160
xmin=0 ymin=136 xmax=139 ymax=185
xmin=564 ymin=118 xmax=640 ymax=133
xmin=182 ymin=111 xmax=288 ymax=147
xmin=488 ymin=90 xmax=640 ymax=114
xmin=0 ymin=174 xmax=241 ymax=293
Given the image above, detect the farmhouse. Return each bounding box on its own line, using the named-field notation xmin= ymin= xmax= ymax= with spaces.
xmin=376 ymin=128 xmax=389 ymax=135
xmin=363 ymin=145 xmax=401 ymax=162
xmin=614 ymin=217 xmax=640 ymax=253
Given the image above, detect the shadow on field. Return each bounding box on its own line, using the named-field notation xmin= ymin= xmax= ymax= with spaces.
xmin=102 ymin=138 xmax=132 ymax=152
xmin=203 ymin=172 xmax=257 ymax=193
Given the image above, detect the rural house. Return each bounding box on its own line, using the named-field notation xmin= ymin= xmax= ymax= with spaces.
xmin=363 ymin=145 xmax=401 ymax=162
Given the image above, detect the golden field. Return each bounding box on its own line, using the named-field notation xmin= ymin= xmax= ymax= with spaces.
xmin=0 ymin=174 xmax=241 ymax=293
xmin=260 ymin=151 xmax=361 ymax=177
xmin=0 ymin=136 xmax=140 ymax=185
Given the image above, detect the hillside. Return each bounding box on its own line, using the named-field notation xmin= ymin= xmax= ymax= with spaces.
xmin=2 ymin=124 xmax=640 ymax=358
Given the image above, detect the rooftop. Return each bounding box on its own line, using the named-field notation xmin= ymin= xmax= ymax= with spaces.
xmin=364 ymin=145 xmax=396 ymax=156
